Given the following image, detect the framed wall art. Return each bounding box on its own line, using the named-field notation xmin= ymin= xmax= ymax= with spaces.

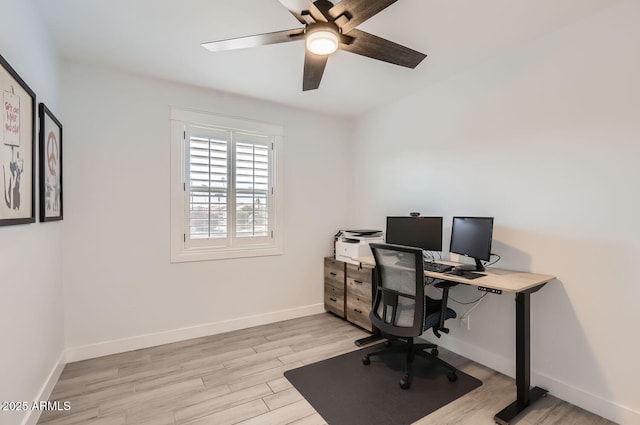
xmin=39 ymin=103 xmax=63 ymax=221
xmin=0 ymin=53 xmax=36 ymax=226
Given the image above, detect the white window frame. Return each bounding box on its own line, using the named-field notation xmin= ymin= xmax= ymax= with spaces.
xmin=170 ymin=107 xmax=283 ymax=262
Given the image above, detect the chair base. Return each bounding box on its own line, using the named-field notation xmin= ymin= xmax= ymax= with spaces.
xmin=362 ymin=337 xmax=458 ymax=389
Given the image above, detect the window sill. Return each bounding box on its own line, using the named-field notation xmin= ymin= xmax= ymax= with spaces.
xmin=170 ymin=245 xmax=283 ymax=263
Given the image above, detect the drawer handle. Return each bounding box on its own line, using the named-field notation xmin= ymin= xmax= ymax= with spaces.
xmin=354 ymin=308 xmax=363 ymax=314
xmin=330 ymin=272 xmax=337 ymax=276
xmin=330 ymin=297 xmax=337 ymax=302
xmin=354 ymin=280 xmax=363 ymax=284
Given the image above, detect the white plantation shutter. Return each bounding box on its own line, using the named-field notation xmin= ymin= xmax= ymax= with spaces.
xmin=235 ymin=133 xmax=270 ymax=239
xmin=171 ymin=109 xmax=282 ymax=262
xmin=186 ymin=127 xmax=229 ymax=245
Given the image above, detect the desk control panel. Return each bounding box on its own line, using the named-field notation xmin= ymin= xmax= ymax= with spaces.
xmin=477 ymin=286 xmax=502 ymax=294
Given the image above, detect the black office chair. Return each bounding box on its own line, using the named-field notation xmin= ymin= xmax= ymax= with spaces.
xmin=363 ymin=243 xmax=458 ymax=389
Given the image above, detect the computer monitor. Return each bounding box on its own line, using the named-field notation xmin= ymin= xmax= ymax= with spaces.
xmin=385 ymin=216 xmax=443 ymax=252
xmin=449 ymin=217 xmax=494 ymax=271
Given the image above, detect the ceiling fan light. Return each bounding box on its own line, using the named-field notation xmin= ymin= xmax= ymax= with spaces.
xmin=306 ymin=29 xmax=339 ymax=55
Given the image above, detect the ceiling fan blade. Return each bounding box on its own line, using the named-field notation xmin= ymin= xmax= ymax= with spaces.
xmin=278 ymin=0 xmax=328 ymax=23
xmin=329 ymin=0 xmax=397 ymax=34
xmin=303 ymin=51 xmax=329 ymax=91
xmin=339 ymin=29 xmax=426 ymax=69
xmin=284 ymin=9 xmax=307 ymax=25
xmin=201 ymin=29 xmax=305 ymax=52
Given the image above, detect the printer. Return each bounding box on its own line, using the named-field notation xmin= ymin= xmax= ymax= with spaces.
xmin=335 ymin=229 xmax=384 ymax=265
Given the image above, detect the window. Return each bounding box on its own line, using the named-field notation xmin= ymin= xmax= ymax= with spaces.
xmin=170 ymin=108 xmax=283 ymax=262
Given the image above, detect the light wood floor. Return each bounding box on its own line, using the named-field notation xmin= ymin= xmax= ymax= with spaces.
xmin=38 ymin=313 xmax=615 ymax=425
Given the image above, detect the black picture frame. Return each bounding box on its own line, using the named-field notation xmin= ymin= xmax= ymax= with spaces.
xmin=0 ymin=53 xmax=36 ymax=226
xmin=39 ymin=103 xmax=63 ymax=222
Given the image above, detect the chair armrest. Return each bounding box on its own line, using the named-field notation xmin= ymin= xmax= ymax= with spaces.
xmin=435 ymin=281 xmax=459 ymax=289
xmin=434 ymin=281 xmax=458 ymax=336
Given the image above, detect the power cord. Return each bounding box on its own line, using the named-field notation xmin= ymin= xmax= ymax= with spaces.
xmin=457 ymin=292 xmax=488 ymax=322
xmin=422 ymin=250 xmax=442 ymax=262
xmin=450 ymin=291 xmax=488 ymax=306
xmin=483 ymin=253 xmax=501 ymax=268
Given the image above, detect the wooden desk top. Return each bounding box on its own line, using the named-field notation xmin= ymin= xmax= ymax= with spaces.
xmin=355 ymin=256 xmax=555 ymax=293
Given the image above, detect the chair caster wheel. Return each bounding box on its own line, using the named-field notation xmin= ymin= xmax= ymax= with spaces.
xmin=447 ymin=372 xmax=458 ymax=382
xmin=430 ymin=348 xmax=439 ymax=356
xmin=400 ymin=375 xmax=412 ymax=389
xmin=362 ymin=356 xmax=370 ymax=365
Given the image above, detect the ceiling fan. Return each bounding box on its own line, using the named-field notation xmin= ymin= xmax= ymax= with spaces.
xmin=201 ymin=0 xmax=427 ymax=91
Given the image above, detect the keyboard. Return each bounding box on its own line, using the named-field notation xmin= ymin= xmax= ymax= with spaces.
xmin=423 ymin=262 xmax=453 ymax=273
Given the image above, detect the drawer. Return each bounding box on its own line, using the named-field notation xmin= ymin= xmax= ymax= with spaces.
xmin=346 ymin=275 xmax=372 ymax=299
xmin=324 ymin=257 xmax=345 ymax=287
xmin=346 ymin=264 xmax=373 ymax=299
xmin=324 ymin=285 xmax=345 ymax=318
xmin=346 ymin=263 xmax=373 ymax=283
xmin=346 ymin=296 xmax=372 ymax=331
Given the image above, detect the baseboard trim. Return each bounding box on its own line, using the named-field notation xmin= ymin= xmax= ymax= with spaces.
xmin=534 ymin=371 xmax=640 ymax=425
xmin=21 ymin=352 xmax=66 ymax=425
xmin=426 ymin=334 xmax=639 ymax=425
xmin=64 ymin=303 xmax=325 ymax=363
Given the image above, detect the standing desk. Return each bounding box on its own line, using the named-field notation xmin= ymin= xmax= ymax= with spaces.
xmin=355 ymin=256 xmax=556 ymax=425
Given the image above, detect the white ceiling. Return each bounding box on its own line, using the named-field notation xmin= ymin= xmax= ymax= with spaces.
xmin=35 ymin=0 xmax=620 ymax=118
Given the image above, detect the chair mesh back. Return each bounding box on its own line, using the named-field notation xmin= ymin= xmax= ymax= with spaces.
xmin=370 ymin=244 xmax=426 ymax=338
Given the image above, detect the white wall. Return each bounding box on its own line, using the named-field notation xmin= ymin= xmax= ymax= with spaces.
xmin=0 ymin=1 xmax=63 ymax=425
xmin=59 ymin=62 xmax=352 ymax=355
xmin=351 ymin=1 xmax=639 ymax=423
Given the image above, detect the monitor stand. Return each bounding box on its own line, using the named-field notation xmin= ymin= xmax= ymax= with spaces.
xmin=456 ymin=258 xmax=485 ymax=272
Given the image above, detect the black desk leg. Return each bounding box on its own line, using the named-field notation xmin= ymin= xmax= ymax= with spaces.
xmin=494 ymin=291 xmax=547 ymax=425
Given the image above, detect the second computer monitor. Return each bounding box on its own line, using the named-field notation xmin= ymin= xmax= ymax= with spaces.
xmin=449 ymin=216 xmax=494 ymax=271
xmin=385 ymin=216 xmax=443 ymax=251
